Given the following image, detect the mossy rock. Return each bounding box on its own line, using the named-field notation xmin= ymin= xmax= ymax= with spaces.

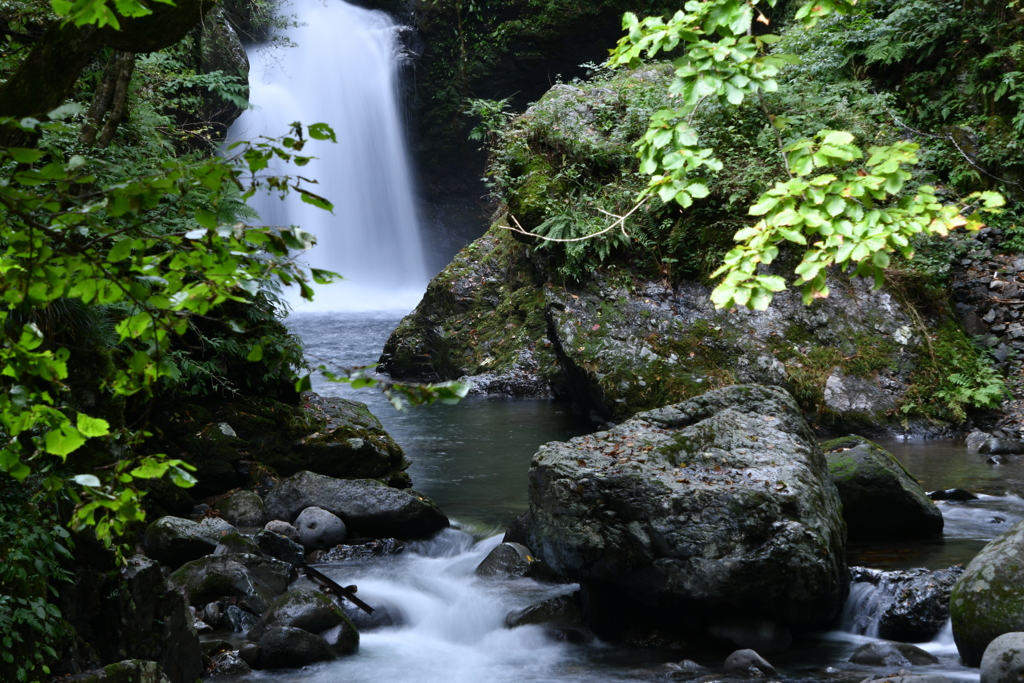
xmin=950 ymin=519 xmax=1024 ymax=666
xmin=821 ymin=435 xmax=943 ymax=541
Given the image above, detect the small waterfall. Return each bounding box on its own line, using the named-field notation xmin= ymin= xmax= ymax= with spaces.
xmin=228 ymin=0 xmax=429 ymax=312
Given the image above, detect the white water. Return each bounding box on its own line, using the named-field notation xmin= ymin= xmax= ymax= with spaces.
xmin=228 ymin=0 xmax=429 ymax=312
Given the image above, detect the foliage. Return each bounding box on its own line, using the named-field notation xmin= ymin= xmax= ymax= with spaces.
xmin=0 ymin=476 xmax=73 ymax=683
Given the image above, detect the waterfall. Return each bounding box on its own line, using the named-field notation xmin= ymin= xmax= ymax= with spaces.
xmin=228 ymin=0 xmax=429 ymax=312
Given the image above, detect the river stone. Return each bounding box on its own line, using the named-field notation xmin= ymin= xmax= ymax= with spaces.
xmin=951 ymin=519 xmax=1024 ymax=666
xmin=264 ymin=520 xmax=300 ymax=542
xmin=247 ymin=588 xmax=349 ymax=641
xmin=981 ymin=632 xmax=1024 ymax=683
xmin=849 ymin=640 xmax=941 ymax=667
xmin=523 ymin=385 xmax=848 ymax=637
xmin=143 ymin=516 xmax=222 ymax=568
xmin=294 ymin=506 xmax=347 ymax=551
xmin=506 ymin=594 xmax=582 ymax=629
xmin=215 ymin=490 xmax=266 ymax=528
xmin=475 ymin=542 xmax=534 ymax=578
xmin=822 ymin=436 xmax=943 ymax=540
xmin=320 ymin=621 xmax=360 ymax=655
xmin=168 ymin=553 xmax=293 ymax=616
xmin=222 ymin=604 xmax=258 ymax=632
xmin=254 ymin=529 xmax=306 ymax=567
xmin=254 ymin=626 xmax=336 ymax=669
xmin=980 ymin=437 xmax=1024 ymax=455
xmin=967 ymin=430 xmax=991 ymax=453
xmin=264 ymin=470 xmax=448 ymax=539
xmin=877 ymin=566 xmax=965 ymax=642
xmin=928 ymin=488 xmax=977 ymax=501
xmin=207 ymin=650 xmax=251 ymax=677
xmin=212 ymin=530 xmax=260 ymax=556
xmin=63 ymin=660 xmax=171 ymax=683
xmin=723 ymin=649 xmax=777 ymax=676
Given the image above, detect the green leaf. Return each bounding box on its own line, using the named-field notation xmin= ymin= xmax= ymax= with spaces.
xmin=195 ymin=209 xmax=218 ymax=229
xmin=8 ymin=148 xmax=45 ymax=164
xmin=43 ymin=424 xmax=86 ymax=458
xmin=308 ymin=123 xmax=337 ymax=142
xmin=71 ymin=474 xmax=101 ymax=487
xmin=246 ymin=344 xmax=263 ymax=362
xmin=76 ymin=413 xmax=110 ymax=438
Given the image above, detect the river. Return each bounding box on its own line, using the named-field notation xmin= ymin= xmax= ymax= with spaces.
xmin=259 ymin=311 xmax=1024 ymax=683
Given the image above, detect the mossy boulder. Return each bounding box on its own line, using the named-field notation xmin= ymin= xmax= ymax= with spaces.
xmin=214 ymin=490 xmax=266 ymax=528
xmin=520 ymin=384 xmax=848 ymax=639
xmin=143 ymin=516 xmax=232 ymax=569
xmin=146 ymin=391 xmax=410 ymax=499
xmin=168 ymin=554 xmax=294 ymax=616
xmin=822 ymin=435 xmax=943 ymax=541
xmin=247 ymin=588 xmax=356 ymax=643
xmin=951 ymin=519 xmax=1024 ymax=666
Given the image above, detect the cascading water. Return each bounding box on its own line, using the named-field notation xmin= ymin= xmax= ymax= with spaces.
xmin=228 ymin=0 xmax=429 ymax=312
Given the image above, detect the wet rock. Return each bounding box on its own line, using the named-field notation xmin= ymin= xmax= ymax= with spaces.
xmin=168 ymin=554 xmax=293 ymax=616
xmin=222 ymin=604 xmax=258 ymax=632
xmin=951 ymin=519 xmax=1024 ymax=665
xmin=63 ymin=660 xmax=171 ymax=683
xmin=723 ymin=649 xmax=777 ymax=676
xmin=524 ymin=385 xmax=848 ymax=637
xmin=214 ymin=491 xmax=266 ymax=528
xmin=927 ymin=488 xmax=978 ymax=501
xmin=980 ymin=632 xmax=1024 ymax=683
xmin=859 ymin=674 xmax=953 ymax=683
xmin=143 ymin=516 xmax=224 ymax=568
xmin=212 ymin=530 xmax=259 ymax=556
xmin=254 ymin=626 xmax=336 ymax=669
xmin=294 ymin=506 xmax=347 ymax=551
xmin=505 ymin=594 xmax=582 ymax=629
xmin=475 ymin=542 xmax=543 ymax=578
xmin=967 ymin=430 xmax=992 ymax=453
xmin=264 ymin=520 xmax=300 ymax=543
xmin=658 ymin=659 xmax=706 ymax=678
xmin=319 ymin=621 xmax=360 ymax=655
xmin=254 ymin=529 xmax=306 ymax=568
xmin=979 ymin=437 xmax=1024 ymax=455
xmin=340 ymin=598 xmax=400 ymax=631
xmin=201 ymin=602 xmax=221 ymax=626
xmin=206 ymin=650 xmax=250 ymax=677
xmin=236 ymin=643 xmax=259 ymax=667
xmin=316 ymin=537 xmax=405 ymax=562
xmin=247 ymin=588 xmax=350 ymax=642
xmin=849 ymin=640 xmax=940 ymax=667
xmin=849 ymin=566 xmax=965 ymax=643
xmin=822 ymin=436 xmax=943 ymax=540
xmin=264 ymin=470 xmax=448 ymax=539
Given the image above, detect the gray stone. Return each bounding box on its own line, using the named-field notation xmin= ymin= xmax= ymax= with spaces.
xmin=966 ymin=430 xmax=991 ymax=453
xmin=951 ymin=520 xmax=1024 ymax=665
xmin=254 ymin=626 xmax=336 ymax=669
xmin=143 ymin=516 xmax=221 ymax=568
xmin=294 ymin=507 xmax=347 ymax=551
xmin=63 ymin=660 xmax=171 ymax=683
xmin=222 ymin=604 xmax=258 ymax=632
xmin=979 ymin=437 xmax=1024 ymax=455
xmin=168 ymin=554 xmax=294 ymax=616
xmin=237 ymin=643 xmax=259 ymax=667
xmin=264 ymin=471 xmax=448 ymax=539
xmin=475 ymin=542 xmax=533 ymax=578
xmin=207 ymin=651 xmax=251 ymax=677
xmin=850 ymin=566 xmax=965 ymax=643
xmin=723 ymin=649 xmax=777 ymax=676
xmin=212 ymin=530 xmax=259 ymax=556
xmin=264 ymin=520 xmax=300 ymax=543
xmin=215 ymin=491 xmax=266 ymax=528
xmin=823 ymin=370 xmax=897 ymax=415
xmin=247 ymin=588 xmax=350 ymax=642
xmin=523 ymin=385 xmax=848 ymax=636
xmin=822 ymin=435 xmax=943 ymax=541
xmin=319 ymin=621 xmax=359 ymax=656
xmin=981 ymin=632 xmax=1024 ymax=683
xmin=254 ymin=529 xmax=306 ymax=568
xmin=849 ymin=640 xmax=941 ymax=667
xmin=505 ymin=594 xmax=582 ymax=629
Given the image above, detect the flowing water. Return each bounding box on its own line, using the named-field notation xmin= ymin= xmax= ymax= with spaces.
xmin=227 ymin=0 xmax=429 ymax=312
xmin=270 ymin=312 xmax=1024 ymax=683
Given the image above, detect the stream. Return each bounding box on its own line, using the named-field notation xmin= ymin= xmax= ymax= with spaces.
xmin=259 ymin=311 xmax=1024 ymax=683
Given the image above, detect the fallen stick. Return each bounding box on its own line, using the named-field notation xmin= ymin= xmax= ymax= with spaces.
xmin=303 ymin=565 xmax=375 ymax=615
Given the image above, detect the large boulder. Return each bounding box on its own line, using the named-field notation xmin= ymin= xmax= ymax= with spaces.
xmin=143 ymin=516 xmax=233 ymax=568
xmin=951 ymin=520 xmax=1024 ymax=666
xmin=254 ymin=627 xmax=337 ymax=669
xmin=850 ymin=566 xmax=964 ymax=642
xmin=168 ymin=554 xmax=294 ymax=616
xmin=981 ymin=632 xmax=1024 ymax=683
xmin=247 ymin=588 xmax=353 ymax=642
xmin=521 ymin=384 xmax=848 ymax=637
xmin=264 ymin=471 xmax=448 ymax=539
xmin=822 ymin=436 xmax=943 ymax=540
xmin=254 ymin=529 xmax=306 ymax=568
